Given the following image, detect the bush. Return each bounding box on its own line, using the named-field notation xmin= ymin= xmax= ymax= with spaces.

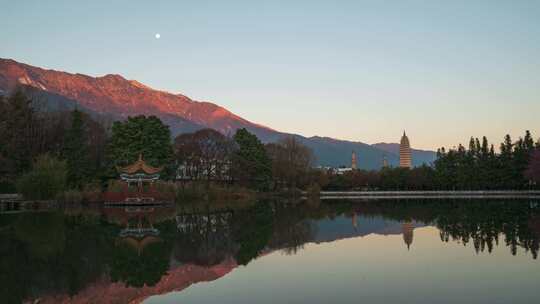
xmin=153 ymin=181 xmax=177 ymax=199
xmin=16 ymin=154 xmax=67 ymax=200
xmin=306 ymin=183 xmax=321 ymax=197
xmin=0 ymin=181 xmax=16 ymax=194
xmin=59 ymin=189 xmax=83 ymax=204
xmin=82 ymin=182 xmax=103 ymax=202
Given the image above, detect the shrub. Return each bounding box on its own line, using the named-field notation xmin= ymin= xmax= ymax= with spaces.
xmin=82 ymin=182 xmax=103 ymax=202
xmin=0 ymin=181 xmax=16 ymax=194
xmin=306 ymin=183 xmax=321 ymax=197
xmin=107 ymin=179 xmax=129 ymax=193
xmin=153 ymin=181 xmax=177 ymax=199
xmin=16 ymin=154 xmax=67 ymax=200
xmin=59 ymin=189 xmax=84 ymax=204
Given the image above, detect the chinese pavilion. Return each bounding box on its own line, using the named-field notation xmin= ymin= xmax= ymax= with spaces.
xmin=116 ymin=154 xmax=163 ymax=192
xmin=103 ymin=154 xmax=170 ymax=205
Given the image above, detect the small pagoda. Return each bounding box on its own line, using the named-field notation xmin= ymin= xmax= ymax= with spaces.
xmin=103 ymin=154 xmax=166 ymax=205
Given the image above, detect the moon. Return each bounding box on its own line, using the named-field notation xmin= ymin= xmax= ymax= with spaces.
xmin=155 ymin=33 xmax=161 ymax=39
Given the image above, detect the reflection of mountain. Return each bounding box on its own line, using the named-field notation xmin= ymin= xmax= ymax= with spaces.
xmin=312 ymin=214 xmax=424 ymax=245
xmin=28 ymin=259 xmax=237 ymax=304
xmin=11 ymin=199 xmax=539 ymax=304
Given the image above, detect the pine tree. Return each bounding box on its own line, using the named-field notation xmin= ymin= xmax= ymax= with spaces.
xmin=512 ymin=131 xmax=534 ymax=189
xmin=62 ymin=110 xmax=92 ymax=188
xmin=233 ymin=128 xmax=272 ymax=191
xmin=106 ymin=115 xmax=174 ymax=178
xmin=498 ymin=134 xmax=514 ymax=189
xmin=524 ymin=130 xmax=535 ymax=152
xmin=1 ymin=90 xmax=36 ymax=175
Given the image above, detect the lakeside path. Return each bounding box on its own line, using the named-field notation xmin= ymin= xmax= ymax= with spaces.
xmin=310 ymin=191 xmax=540 ymax=200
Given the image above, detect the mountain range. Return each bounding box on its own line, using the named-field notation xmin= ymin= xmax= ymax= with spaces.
xmin=0 ymin=58 xmax=436 ymax=169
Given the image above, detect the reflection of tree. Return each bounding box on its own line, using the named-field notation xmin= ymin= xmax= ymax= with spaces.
xmin=0 ymin=213 xmax=117 ymax=303
xmin=14 ymin=212 xmax=66 ymax=258
xmin=173 ymin=208 xmax=234 ymax=266
xmin=352 ymin=199 xmax=540 ymax=259
xmin=109 ymin=239 xmax=171 ymax=288
xmin=107 ymin=207 xmax=176 ymax=288
xmin=269 ymin=203 xmax=315 ymax=255
xmin=233 ymin=202 xmax=274 ymax=265
xmin=4 ymin=198 xmax=540 ymax=304
xmin=436 ymin=201 xmax=539 ymax=259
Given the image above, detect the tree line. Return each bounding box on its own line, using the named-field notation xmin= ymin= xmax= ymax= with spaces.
xmin=2 ymin=89 xmax=539 ymax=196
xmin=0 ymin=90 xmax=315 ymax=197
xmin=0 ymin=90 xmax=107 ymax=196
xmin=319 ymin=132 xmax=540 ymax=191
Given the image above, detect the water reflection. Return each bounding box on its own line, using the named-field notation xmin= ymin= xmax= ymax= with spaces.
xmin=0 ymin=199 xmax=539 ymax=303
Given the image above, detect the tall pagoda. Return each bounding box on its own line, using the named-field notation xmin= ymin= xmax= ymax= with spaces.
xmin=399 ymin=131 xmax=412 ymax=168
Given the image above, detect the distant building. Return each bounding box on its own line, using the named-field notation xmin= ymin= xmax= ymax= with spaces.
xmin=176 ymin=159 xmax=232 ymax=182
xmin=399 ymin=131 xmax=412 ymax=168
xmin=351 ymin=151 xmax=357 ymax=170
xmin=336 ymin=167 xmax=353 ymax=175
xmin=382 ymin=155 xmax=389 ymax=168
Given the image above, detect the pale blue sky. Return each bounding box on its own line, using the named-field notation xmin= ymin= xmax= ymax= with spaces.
xmin=1 ymin=0 xmax=539 ymax=149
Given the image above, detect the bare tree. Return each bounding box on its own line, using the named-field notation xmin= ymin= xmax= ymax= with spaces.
xmin=174 ymin=129 xmax=235 ymax=183
xmin=266 ymin=136 xmax=314 ymax=189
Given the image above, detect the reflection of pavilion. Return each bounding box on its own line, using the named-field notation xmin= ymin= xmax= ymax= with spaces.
xmin=117 ymin=214 xmax=161 ymax=255
xmin=352 ymin=213 xmax=358 ymax=232
xmin=402 ymin=221 xmax=414 ymax=250
xmin=104 ymin=205 xmax=176 ymax=255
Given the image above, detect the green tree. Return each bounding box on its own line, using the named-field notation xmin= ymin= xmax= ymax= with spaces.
xmin=106 ymin=115 xmax=173 ymax=177
xmin=0 ymin=90 xmax=36 ymax=175
xmin=232 ymin=128 xmax=272 ymax=190
xmin=511 ymin=131 xmax=535 ymax=189
xmin=266 ymin=136 xmax=315 ymax=190
xmin=62 ymin=110 xmax=92 ymax=188
xmin=525 ymin=149 xmax=540 ymax=184
xmin=499 ymin=134 xmax=514 ymax=188
xmin=16 ymin=154 xmax=68 ymax=200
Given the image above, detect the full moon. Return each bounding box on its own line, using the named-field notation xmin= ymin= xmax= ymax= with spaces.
xmin=155 ymin=33 xmax=161 ymax=39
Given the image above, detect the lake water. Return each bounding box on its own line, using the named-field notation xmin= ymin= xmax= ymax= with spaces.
xmin=1 ymin=198 xmax=539 ymax=304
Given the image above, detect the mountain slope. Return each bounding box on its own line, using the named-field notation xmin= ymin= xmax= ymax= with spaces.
xmin=0 ymin=58 xmax=435 ymax=169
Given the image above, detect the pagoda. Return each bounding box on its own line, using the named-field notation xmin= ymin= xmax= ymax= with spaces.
xmin=399 ymin=131 xmax=412 ymax=168
xmin=103 ymin=154 xmax=168 ymax=205
xmin=116 ymin=154 xmax=163 ymax=192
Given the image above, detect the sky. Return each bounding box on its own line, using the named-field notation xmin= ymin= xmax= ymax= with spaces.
xmin=1 ymin=0 xmax=539 ymax=150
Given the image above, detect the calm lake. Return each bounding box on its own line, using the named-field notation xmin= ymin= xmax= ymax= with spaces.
xmin=1 ymin=198 xmax=539 ymax=304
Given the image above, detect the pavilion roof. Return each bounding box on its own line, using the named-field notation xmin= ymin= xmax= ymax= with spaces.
xmin=117 ymin=236 xmax=162 ymax=255
xmin=117 ymin=154 xmax=163 ymax=175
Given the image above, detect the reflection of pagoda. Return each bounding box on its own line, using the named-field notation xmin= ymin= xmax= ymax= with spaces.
xmin=104 ymin=205 xmax=176 ymax=255
xmin=402 ymin=221 xmax=414 ymax=250
xmin=117 ymin=212 xmax=161 ymax=255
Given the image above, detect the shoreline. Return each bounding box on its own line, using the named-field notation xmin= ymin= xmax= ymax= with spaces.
xmin=311 ymin=190 xmax=540 ymax=200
